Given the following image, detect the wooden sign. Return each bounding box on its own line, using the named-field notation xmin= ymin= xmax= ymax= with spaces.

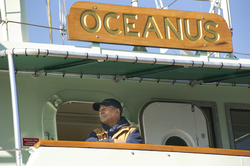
xmin=67 ymin=2 xmax=233 ymax=52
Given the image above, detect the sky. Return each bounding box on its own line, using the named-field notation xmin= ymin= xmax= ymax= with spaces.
xmin=25 ymin=0 xmax=250 ymax=59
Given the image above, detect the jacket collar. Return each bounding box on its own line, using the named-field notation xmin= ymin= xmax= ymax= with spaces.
xmin=102 ymin=116 xmax=130 ymax=132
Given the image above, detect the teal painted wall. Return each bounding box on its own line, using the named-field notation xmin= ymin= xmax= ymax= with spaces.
xmin=0 ymin=72 xmax=250 ymax=165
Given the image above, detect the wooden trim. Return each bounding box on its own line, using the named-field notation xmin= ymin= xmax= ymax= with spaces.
xmin=34 ymin=140 xmax=250 ymax=157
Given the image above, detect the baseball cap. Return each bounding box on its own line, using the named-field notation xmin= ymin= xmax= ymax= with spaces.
xmin=93 ymin=99 xmax=123 ymax=113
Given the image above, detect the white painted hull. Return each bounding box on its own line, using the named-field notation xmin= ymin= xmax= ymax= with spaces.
xmin=27 ymin=146 xmax=250 ymax=166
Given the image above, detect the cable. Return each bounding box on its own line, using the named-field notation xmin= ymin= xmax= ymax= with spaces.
xmin=0 ymin=148 xmax=30 ymax=152
xmin=0 ymin=19 xmax=66 ymax=31
xmin=233 ymin=52 xmax=250 ymax=56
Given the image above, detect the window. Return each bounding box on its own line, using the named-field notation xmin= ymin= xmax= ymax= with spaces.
xmin=165 ymin=136 xmax=188 ymax=146
xmin=226 ymin=103 xmax=250 ymax=150
xmin=56 ymin=101 xmax=101 ymax=141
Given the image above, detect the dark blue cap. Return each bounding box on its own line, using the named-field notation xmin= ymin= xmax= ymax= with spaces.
xmin=93 ymin=99 xmax=123 ymax=113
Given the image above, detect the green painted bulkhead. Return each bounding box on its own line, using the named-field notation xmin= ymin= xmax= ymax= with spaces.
xmin=0 ymin=69 xmax=249 ymax=164
xmin=1 ymin=0 xmax=250 ymax=165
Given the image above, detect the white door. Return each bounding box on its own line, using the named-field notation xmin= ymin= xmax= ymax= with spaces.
xmin=141 ymin=101 xmax=209 ymax=147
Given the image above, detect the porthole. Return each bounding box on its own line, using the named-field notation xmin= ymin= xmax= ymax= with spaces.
xmin=165 ymin=136 xmax=188 ymax=146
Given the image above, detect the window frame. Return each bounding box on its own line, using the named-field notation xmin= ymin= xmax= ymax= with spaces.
xmin=225 ymin=103 xmax=250 ymax=149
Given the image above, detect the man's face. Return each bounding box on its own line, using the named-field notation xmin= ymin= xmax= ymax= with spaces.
xmin=99 ymin=105 xmax=119 ymax=126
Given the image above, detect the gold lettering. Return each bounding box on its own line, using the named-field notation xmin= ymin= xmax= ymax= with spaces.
xmin=104 ymin=12 xmax=122 ymax=35
xmin=184 ymin=19 xmax=202 ymax=41
xmin=164 ymin=17 xmax=183 ymax=40
xmin=142 ymin=16 xmax=163 ymax=39
xmin=123 ymin=14 xmax=140 ymax=37
xmin=204 ymin=21 xmax=220 ymax=42
xmin=80 ymin=10 xmax=101 ymax=33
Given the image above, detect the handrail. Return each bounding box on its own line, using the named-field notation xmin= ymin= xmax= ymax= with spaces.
xmin=34 ymin=140 xmax=250 ymax=157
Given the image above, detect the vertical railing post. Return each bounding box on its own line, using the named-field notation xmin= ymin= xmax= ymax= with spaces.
xmin=7 ymin=51 xmax=22 ymax=166
xmin=0 ymin=0 xmax=8 ymax=41
xmin=46 ymin=0 xmax=53 ymax=43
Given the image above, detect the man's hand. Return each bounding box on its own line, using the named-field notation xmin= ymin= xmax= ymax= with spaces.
xmin=114 ymin=139 xmax=125 ymax=143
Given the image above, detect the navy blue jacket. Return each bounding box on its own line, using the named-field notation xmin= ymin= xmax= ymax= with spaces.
xmin=85 ymin=117 xmax=142 ymax=143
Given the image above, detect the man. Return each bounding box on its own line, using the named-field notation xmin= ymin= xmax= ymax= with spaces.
xmin=85 ymin=99 xmax=142 ymax=143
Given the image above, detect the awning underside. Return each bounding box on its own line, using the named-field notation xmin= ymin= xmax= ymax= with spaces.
xmin=0 ymin=52 xmax=250 ymax=85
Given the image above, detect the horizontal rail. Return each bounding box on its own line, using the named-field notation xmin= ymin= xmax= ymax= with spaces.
xmin=0 ymin=48 xmax=250 ymax=70
xmin=0 ymin=69 xmax=249 ymax=88
xmin=34 ymin=140 xmax=250 ymax=157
